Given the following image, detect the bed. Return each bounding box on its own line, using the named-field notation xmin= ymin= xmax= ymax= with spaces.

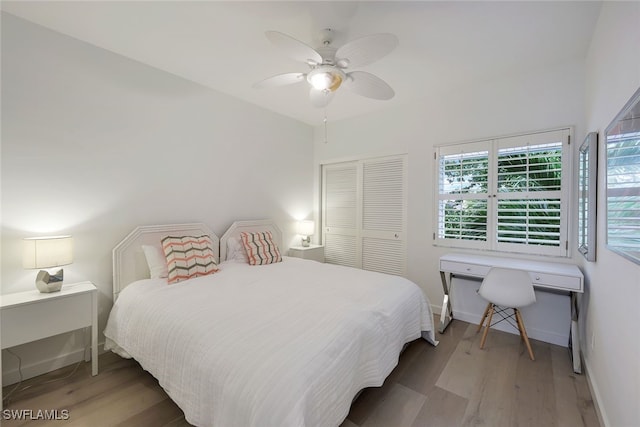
xmin=104 ymin=220 xmax=436 ymax=427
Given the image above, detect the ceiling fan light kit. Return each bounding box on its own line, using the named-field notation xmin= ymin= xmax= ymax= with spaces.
xmin=307 ymin=66 xmax=345 ymax=92
xmin=254 ymin=28 xmax=397 ymax=109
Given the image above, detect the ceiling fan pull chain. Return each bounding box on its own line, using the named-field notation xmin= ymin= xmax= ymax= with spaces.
xmin=324 ymin=108 xmax=328 ymax=144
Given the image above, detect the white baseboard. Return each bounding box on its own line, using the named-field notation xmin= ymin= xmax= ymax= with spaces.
xmin=2 ymin=341 xmax=106 ymax=387
xmin=583 ymin=357 xmax=610 ymax=427
xmin=431 ymin=304 xmax=569 ymax=347
xmin=453 ymin=310 xmax=569 ymax=347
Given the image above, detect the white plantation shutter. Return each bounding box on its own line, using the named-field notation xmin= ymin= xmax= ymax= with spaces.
xmin=494 ymin=130 xmax=568 ymax=256
xmin=435 ymin=128 xmax=570 ymax=257
xmin=322 ymin=155 xmax=407 ymax=276
xmin=436 ymin=142 xmax=490 ymax=249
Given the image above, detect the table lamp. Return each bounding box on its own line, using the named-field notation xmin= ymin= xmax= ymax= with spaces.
xmin=23 ymin=235 xmax=74 ymax=293
xmin=297 ymin=220 xmax=315 ymax=247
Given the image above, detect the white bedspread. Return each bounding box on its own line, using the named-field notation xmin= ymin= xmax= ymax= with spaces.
xmin=104 ymin=257 xmax=435 ymax=427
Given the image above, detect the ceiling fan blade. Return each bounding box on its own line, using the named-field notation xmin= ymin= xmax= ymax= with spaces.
xmin=310 ymin=89 xmax=335 ymax=108
xmin=335 ymin=33 xmax=398 ymax=69
xmin=343 ymin=71 xmax=395 ymax=100
xmin=265 ymin=31 xmax=323 ymax=65
xmin=252 ymin=73 xmax=306 ymax=89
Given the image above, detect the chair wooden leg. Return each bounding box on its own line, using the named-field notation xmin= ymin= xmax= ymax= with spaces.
xmin=514 ymin=308 xmax=524 ymax=341
xmin=477 ymin=303 xmax=492 ymax=333
xmin=480 ymin=304 xmax=494 ymax=349
xmin=515 ymin=309 xmax=535 ymax=361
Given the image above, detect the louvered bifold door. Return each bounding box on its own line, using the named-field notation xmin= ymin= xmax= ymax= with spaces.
xmin=322 ymin=156 xmax=408 ymax=276
xmin=322 ymin=162 xmax=360 ymax=268
xmin=361 ymin=156 xmax=407 ymax=276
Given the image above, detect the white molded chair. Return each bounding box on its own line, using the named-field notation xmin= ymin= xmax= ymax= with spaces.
xmin=477 ymin=267 xmax=536 ymax=360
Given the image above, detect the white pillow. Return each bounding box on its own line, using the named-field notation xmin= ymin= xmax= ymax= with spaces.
xmin=142 ymin=245 xmax=168 ymax=278
xmin=226 ymin=236 xmax=249 ymax=263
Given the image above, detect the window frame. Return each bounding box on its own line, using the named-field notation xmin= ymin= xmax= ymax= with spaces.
xmin=434 ymin=128 xmax=572 ymax=257
xmin=578 ymin=132 xmax=598 ymax=262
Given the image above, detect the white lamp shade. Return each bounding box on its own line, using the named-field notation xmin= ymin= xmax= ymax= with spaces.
xmin=297 ymin=220 xmax=315 ymax=237
xmin=23 ymin=236 xmax=74 ymax=269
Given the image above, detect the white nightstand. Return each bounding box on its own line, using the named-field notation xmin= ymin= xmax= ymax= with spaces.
xmin=0 ymin=281 xmax=99 ymax=378
xmin=288 ymin=245 xmax=325 ymax=263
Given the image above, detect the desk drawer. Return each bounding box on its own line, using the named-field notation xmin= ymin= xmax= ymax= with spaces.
xmin=530 ymin=272 xmax=582 ymax=292
xmin=440 ymin=260 xmax=491 ymax=278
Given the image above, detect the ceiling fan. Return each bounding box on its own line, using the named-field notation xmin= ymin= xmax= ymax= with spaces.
xmin=253 ymin=29 xmax=398 ymax=108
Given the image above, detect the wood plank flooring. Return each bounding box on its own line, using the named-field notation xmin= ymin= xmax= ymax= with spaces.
xmin=2 ymin=320 xmax=600 ymax=426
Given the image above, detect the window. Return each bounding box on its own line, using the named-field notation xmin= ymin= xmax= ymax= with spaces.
xmin=435 ymin=128 xmax=571 ymax=257
xmin=606 ymin=87 xmax=640 ymax=265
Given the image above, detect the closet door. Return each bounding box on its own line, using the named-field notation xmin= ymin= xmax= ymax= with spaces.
xmin=322 ymin=162 xmax=360 ymax=268
xmin=361 ymin=156 xmax=407 ymax=276
xmin=321 ymin=155 xmax=407 ymax=276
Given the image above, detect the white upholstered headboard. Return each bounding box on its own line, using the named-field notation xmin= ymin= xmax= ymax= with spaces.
xmin=220 ymin=219 xmax=283 ymax=262
xmin=112 ymin=223 xmax=219 ymax=301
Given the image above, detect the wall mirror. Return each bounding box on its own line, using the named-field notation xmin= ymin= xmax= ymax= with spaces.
xmin=578 ymin=132 xmax=597 ymax=261
xmin=605 ymin=87 xmax=640 ymax=265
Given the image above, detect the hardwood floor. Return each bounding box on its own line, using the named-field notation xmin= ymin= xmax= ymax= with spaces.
xmin=2 ymin=320 xmax=600 ymax=427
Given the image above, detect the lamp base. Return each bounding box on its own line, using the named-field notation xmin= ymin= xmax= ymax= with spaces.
xmin=35 ymin=269 xmax=64 ymax=293
xmin=301 ymin=236 xmax=311 ymax=247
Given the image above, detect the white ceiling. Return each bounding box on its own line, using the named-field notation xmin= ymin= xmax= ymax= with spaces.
xmin=2 ymin=1 xmax=602 ymax=126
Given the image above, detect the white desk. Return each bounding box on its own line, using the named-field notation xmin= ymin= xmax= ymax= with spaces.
xmin=439 ymin=253 xmax=583 ymax=373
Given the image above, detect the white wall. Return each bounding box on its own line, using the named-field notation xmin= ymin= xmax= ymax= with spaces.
xmin=583 ymin=3 xmax=640 ymax=426
xmin=1 ymin=13 xmax=314 ymax=383
xmin=314 ymin=59 xmax=587 ymax=346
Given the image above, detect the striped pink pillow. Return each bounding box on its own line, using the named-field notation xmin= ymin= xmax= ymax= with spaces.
xmin=240 ymin=231 xmax=282 ymax=265
xmin=161 ymin=235 xmax=219 ymax=284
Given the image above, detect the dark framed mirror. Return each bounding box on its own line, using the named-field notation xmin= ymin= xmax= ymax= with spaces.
xmin=605 ymin=87 xmax=640 ymax=265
